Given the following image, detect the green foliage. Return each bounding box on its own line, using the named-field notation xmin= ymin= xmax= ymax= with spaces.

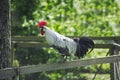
xmin=11 ymin=0 xmax=120 ymax=36
xmin=11 ymin=0 xmax=120 ymax=80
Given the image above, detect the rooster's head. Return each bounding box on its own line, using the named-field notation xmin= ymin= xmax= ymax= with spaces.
xmin=38 ymin=21 xmax=47 ymax=35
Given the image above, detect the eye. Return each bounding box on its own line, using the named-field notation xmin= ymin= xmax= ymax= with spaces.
xmin=63 ymin=39 xmax=66 ymax=41
xmin=43 ymin=28 xmax=46 ymax=31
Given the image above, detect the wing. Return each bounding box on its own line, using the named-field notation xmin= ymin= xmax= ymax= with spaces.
xmin=52 ymin=45 xmax=70 ymax=56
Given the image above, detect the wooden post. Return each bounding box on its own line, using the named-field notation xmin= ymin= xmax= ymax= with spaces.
xmin=11 ymin=42 xmax=20 ymax=80
xmin=110 ymin=40 xmax=119 ymax=80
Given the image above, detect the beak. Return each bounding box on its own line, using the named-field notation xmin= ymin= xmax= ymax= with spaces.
xmin=39 ymin=26 xmax=45 ymax=35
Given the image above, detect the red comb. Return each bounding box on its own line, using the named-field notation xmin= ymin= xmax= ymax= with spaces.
xmin=38 ymin=21 xmax=47 ymax=28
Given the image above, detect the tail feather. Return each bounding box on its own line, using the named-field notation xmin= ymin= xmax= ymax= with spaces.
xmin=74 ymin=37 xmax=94 ymax=58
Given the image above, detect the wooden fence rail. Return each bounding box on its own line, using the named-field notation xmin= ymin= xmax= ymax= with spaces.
xmin=11 ymin=36 xmax=120 ymax=41
xmin=0 ymin=55 xmax=120 ymax=79
xmin=14 ymin=42 xmax=114 ymax=48
xmin=0 ymin=36 xmax=120 ymax=80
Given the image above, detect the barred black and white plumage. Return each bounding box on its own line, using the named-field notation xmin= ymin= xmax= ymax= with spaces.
xmin=38 ymin=21 xmax=94 ymax=62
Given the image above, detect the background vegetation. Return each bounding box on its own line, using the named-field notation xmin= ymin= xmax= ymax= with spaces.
xmin=11 ymin=0 xmax=120 ymax=80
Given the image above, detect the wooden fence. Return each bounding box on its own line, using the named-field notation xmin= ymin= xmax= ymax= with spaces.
xmin=0 ymin=36 xmax=120 ymax=80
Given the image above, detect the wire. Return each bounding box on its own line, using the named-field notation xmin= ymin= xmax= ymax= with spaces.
xmin=92 ymin=49 xmax=110 ymax=80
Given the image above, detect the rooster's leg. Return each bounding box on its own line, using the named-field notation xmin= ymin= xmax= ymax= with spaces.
xmin=58 ymin=55 xmax=67 ymax=63
xmin=62 ymin=55 xmax=67 ymax=62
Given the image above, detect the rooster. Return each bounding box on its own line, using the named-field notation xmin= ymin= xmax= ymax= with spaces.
xmin=38 ymin=21 xmax=94 ymax=62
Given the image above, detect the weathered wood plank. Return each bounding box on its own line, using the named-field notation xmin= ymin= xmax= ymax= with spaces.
xmin=0 ymin=55 xmax=120 ymax=79
xmin=0 ymin=68 xmax=16 ymax=79
xmin=20 ymin=55 xmax=120 ymax=74
xmin=12 ymin=36 xmax=44 ymax=42
xmin=88 ymin=36 xmax=120 ymax=40
xmin=110 ymin=40 xmax=120 ymax=80
xmin=11 ymin=36 xmax=120 ymax=41
xmin=13 ymin=42 xmax=113 ymax=49
xmin=74 ymin=36 xmax=120 ymax=40
xmin=15 ymin=42 xmax=48 ymax=47
xmin=11 ymin=36 xmax=120 ymax=49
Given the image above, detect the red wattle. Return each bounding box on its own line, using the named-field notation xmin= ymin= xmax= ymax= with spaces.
xmin=41 ymin=28 xmax=45 ymax=35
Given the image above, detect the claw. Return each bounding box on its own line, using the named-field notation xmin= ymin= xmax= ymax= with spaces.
xmin=58 ymin=55 xmax=67 ymax=63
xmin=58 ymin=59 xmax=66 ymax=63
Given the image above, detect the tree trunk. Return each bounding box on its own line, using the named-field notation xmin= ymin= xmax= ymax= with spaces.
xmin=0 ymin=0 xmax=11 ymax=80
